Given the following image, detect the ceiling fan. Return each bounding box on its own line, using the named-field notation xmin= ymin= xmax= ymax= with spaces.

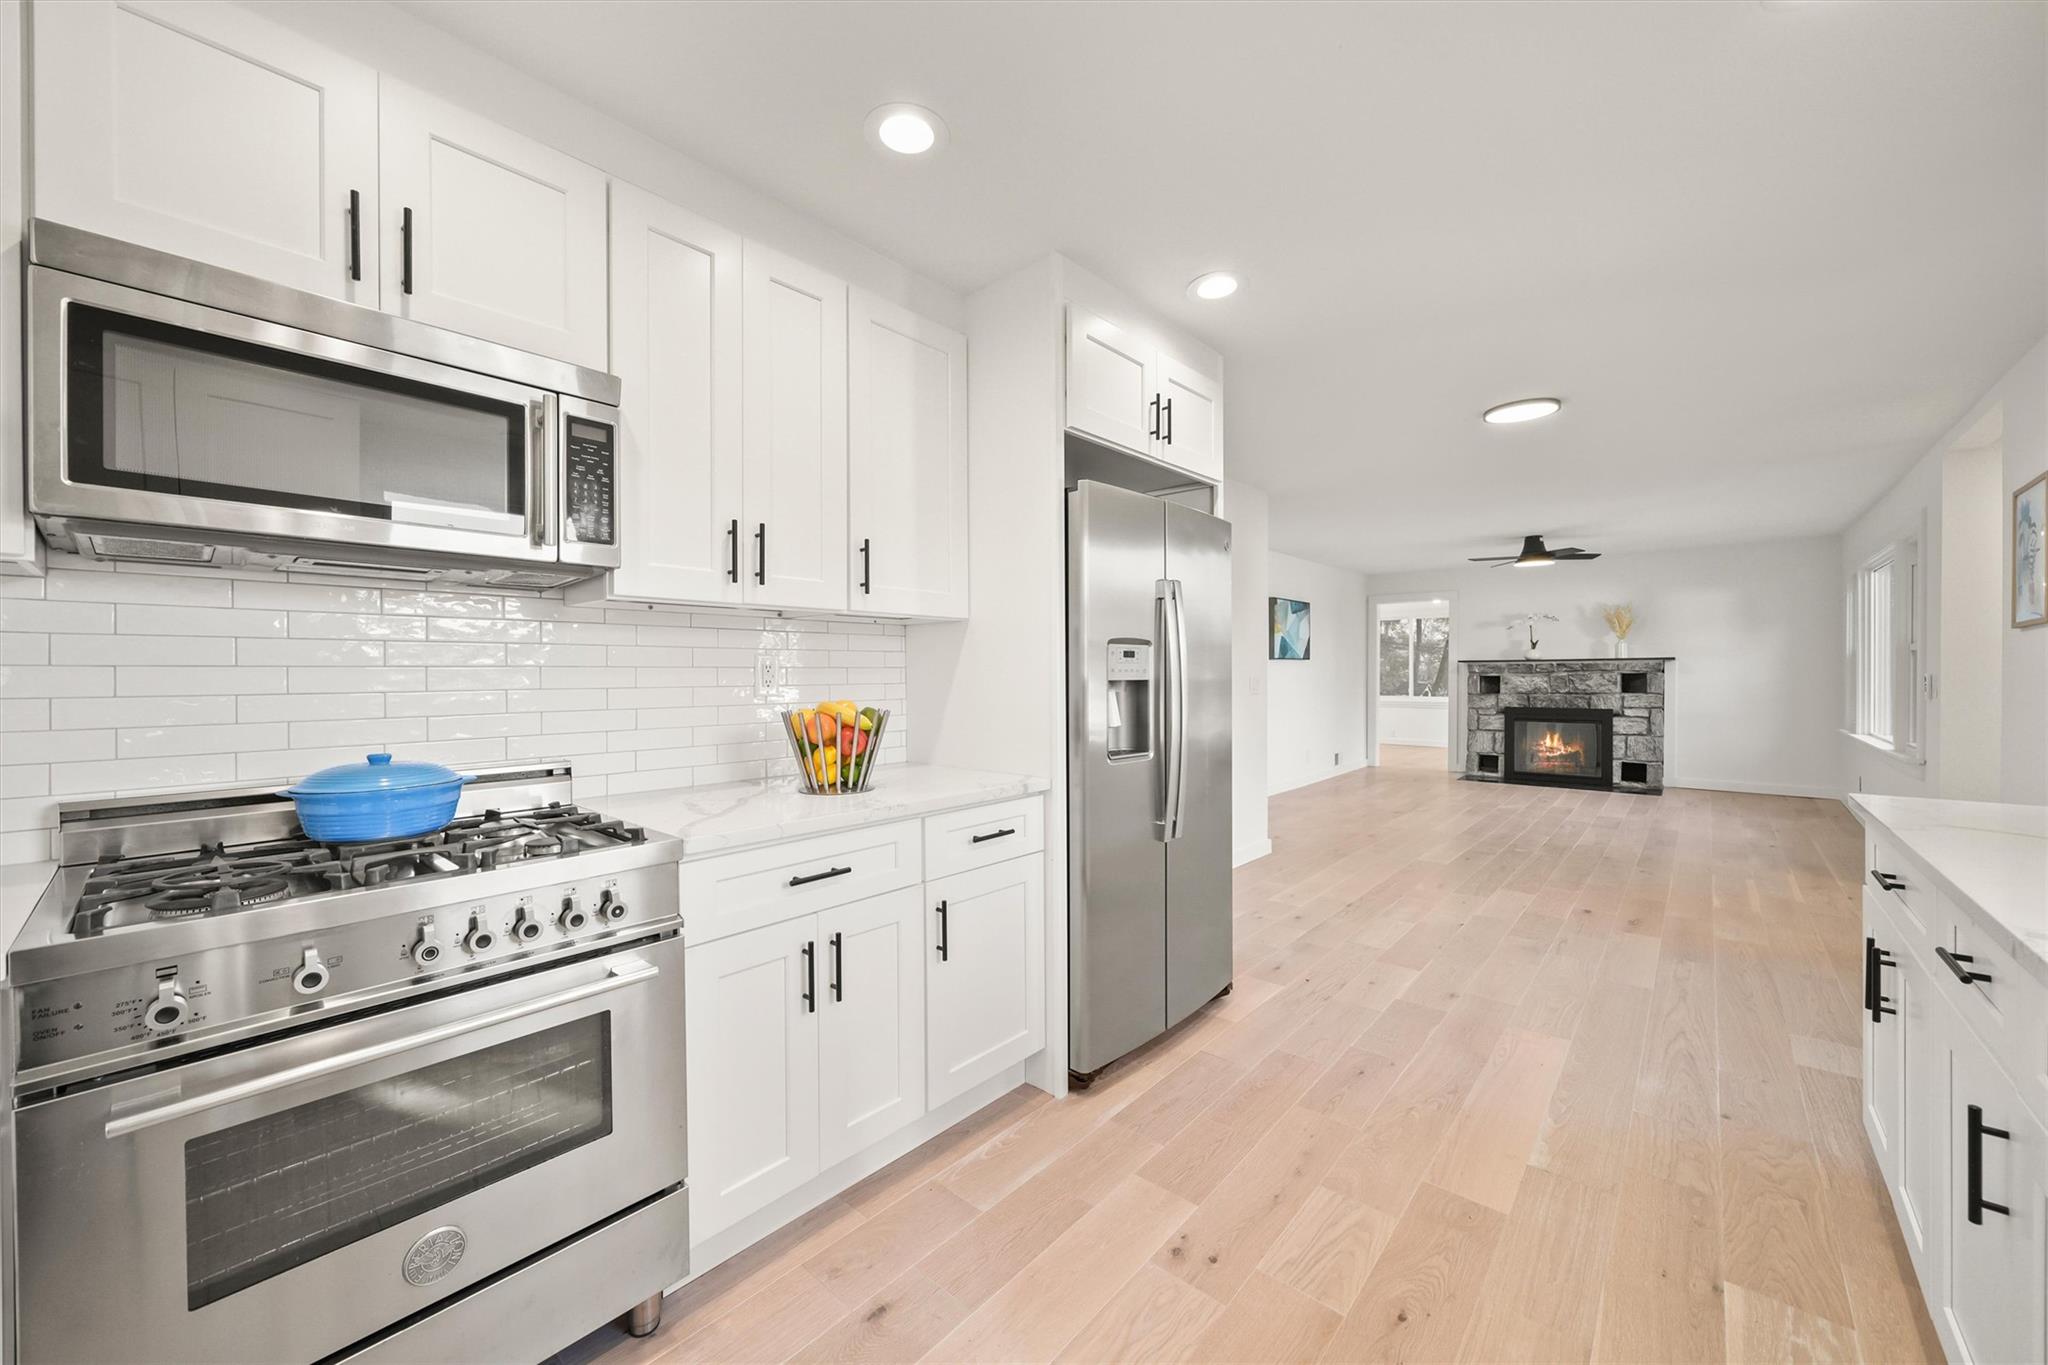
xmin=1468 ymin=535 xmax=1602 ymax=568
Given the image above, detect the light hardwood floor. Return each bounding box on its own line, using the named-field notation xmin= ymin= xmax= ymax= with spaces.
xmin=563 ymin=747 xmax=1940 ymax=1364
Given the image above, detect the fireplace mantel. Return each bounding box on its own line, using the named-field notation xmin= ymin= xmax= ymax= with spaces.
xmin=1459 ymin=657 xmax=1671 ymax=795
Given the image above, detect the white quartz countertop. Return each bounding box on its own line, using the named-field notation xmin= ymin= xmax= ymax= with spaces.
xmin=1847 ymin=794 xmax=2048 ymax=984
xmin=605 ymin=765 xmax=1052 ymax=860
xmin=0 ymin=861 xmax=56 ymax=985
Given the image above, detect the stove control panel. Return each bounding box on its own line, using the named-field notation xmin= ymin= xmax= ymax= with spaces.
xmin=13 ymin=865 xmax=677 ymax=1082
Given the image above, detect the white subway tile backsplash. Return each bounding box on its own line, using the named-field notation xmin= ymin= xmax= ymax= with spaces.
xmin=0 ymin=566 xmax=910 ymax=852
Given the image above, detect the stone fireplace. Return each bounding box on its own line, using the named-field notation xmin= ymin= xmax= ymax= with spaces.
xmin=1460 ymin=657 xmax=1670 ymax=794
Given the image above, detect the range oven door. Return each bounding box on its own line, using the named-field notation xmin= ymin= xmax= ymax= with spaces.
xmin=28 ymin=265 xmax=568 ymax=568
xmin=13 ymin=938 xmax=686 ymax=1365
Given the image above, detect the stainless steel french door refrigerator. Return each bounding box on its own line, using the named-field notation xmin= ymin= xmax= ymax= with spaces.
xmin=1068 ymin=479 xmax=1232 ymax=1083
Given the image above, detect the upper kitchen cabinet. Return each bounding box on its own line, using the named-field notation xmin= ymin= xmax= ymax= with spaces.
xmin=378 ymin=79 xmax=608 ymax=370
xmin=2 ymin=0 xmax=33 ymax=574
xmin=742 ymin=243 xmax=848 ymax=612
xmin=606 ymin=182 xmax=744 ymax=604
xmin=30 ymin=0 xmax=380 ymax=303
xmin=848 ymin=290 xmax=968 ymax=619
xmin=1064 ymin=307 xmax=1224 ymax=484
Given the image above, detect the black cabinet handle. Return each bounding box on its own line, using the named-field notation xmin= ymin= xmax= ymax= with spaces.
xmin=726 ymin=518 xmax=740 ymax=583
xmin=830 ymin=931 xmax=843 ymax=1002
xmin=935 ymin=899 xmax=949 ymax=962
xmin=970 ymin=827 xmax=1016 ymax=845
xmin=755 ymin=522 xmax=767 ymax=585
xmin=1163 ymin=396 xmax=1174 ymax=445
xmin=859 ymin=538 xmax=872 ymax=595
xmin=1936 ymin=945 xmax=1992 ymax=986
xmin=1967 ymin=1104 xmax=2012 ymax=1223
xmin=400 ymin=206 xmax=415 ymax=295
xmin=1865 ymin=937 xmax=1897 ymax=1022
xmin=1870 ymin=869 xmax=1905 ymax=892
xmin=788 ymin=865 xmax=852 ymax=888
xmin=801 ymin=940 xmax=815 ymax=1013
xmin=1148 ymin=395 xmax=1161 ymax=440
xmin=347 ymin=189 xmax=362 ymax=282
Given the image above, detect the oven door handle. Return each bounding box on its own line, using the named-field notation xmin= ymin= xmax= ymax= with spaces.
xmin=104 ymin=954 xmax=659 ymax=1140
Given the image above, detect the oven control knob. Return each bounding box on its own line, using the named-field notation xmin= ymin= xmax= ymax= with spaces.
xmin=599 ymin=890 xmax=627 ymax=922
xmin=511 ymin=907 xmax=544 ymax=944
xmin=462 ymin=916 xmax=497 ymax=955
xmin=559 ymin=896 xmax=589 ymax=933
xmin=410 ymin=923 xmax=443 ymax=970
xmin=144 ymin=979 xmax=190 ymax=1033
xmin=291 ymin=948 xmax=329 ymax=996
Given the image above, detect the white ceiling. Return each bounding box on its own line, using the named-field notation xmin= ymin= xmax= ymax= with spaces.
xmin=398 ymin=0 xmax=2047 ymax=574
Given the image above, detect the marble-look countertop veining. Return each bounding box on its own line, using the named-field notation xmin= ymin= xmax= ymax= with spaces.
xmin=605 ymin=765 xmax=1052 ymax=860
xmin=1847 ymin=794 xmax=2048 ymax=985
xmin=0 ymin=861 xmax=57 ymax=985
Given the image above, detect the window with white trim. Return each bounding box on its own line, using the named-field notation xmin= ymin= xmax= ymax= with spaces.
xmin=1378 ymin=615 xmax=1450 ymax=697
xmin=1848 ymin=539 xmax=1921 ymax=757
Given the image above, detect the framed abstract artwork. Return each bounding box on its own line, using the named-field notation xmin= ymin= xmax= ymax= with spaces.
xmin=1270 ymin=597 xmax=1312 ymax=660
xmin=2016 ymin=470 xmax=2046 ymax=629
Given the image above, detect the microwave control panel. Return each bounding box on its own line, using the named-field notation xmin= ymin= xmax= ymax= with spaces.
xmin=563 ymin=417 xmax=616 ymax=546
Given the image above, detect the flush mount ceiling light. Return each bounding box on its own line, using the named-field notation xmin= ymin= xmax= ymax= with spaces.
xmin=1187 ymin=272 xmax=1240 ymax=301
xmin=1481 ymin=396 xmax=1562 ymax=425
xmin=865 ymin=103 xmax=947 ymax=156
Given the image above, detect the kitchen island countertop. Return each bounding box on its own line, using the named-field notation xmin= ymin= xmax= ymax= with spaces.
xmin=605 ymin=764 xmax=1051 ymax=860
xmin=1846 ymin=793 xmax=2047 ymax=986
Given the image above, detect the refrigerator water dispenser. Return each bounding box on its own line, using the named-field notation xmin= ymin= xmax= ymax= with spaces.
xmin=1105 ymin=640 xmax=1152 ymax=760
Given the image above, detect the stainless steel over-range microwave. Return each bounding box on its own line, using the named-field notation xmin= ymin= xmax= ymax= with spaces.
xmin=25 ymin=219 xmax=622 ymax=588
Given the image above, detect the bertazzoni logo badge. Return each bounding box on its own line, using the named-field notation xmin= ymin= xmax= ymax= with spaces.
xmin=402 ymin=1226 xmax=467 ymax=1286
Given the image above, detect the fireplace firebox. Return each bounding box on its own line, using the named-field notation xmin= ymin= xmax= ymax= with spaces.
xmin=1502 ymin=707 xmax=1613 ymax=790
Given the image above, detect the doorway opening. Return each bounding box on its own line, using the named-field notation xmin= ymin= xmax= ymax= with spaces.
xmin=1374 ymin=596 xmax=1452 ymax=767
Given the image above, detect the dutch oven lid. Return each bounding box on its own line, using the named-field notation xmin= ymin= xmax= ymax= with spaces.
xmin=284 ymin=752 xmax=466 ymax=797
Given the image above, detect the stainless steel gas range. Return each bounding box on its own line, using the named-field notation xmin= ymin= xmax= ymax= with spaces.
xmin=4 ymin=765 xmax=688 ymax=1365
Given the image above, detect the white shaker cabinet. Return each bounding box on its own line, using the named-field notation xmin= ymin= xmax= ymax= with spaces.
xmin=741 ymin=244 xmax=849 ymax=612
xmin=1066 ymin=309 xmax=1158 ymax=457
xmin=925 ymin=855 xmax=1045 ymax=1108
xmin=1863 ymin=896 xmax=1946 ymax=1275
xmin=848 ymin=290 xmax=969 ymax=619
xmin=1065 ymin=308 xmax=1224 ymax=484
xmin=378 ymin=79 xmax=608 ymax=370
xmin=683 ymin=915 xmax=821 ymax=1241
xmin=31 ymin=0 xmax=380 ymax=303
xmin=816 ymin=888 xmax=927 ymax=1169
xmin=606 ymin=183 xmax=744 ymax=604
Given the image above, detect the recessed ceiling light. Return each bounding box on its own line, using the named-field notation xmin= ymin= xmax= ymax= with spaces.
xmin=1482 ymin=397 xmax=1562 ymax=425
xmin=1188 ymin=272 xmax=1240 ymax=301
xmin=865 ymin=103 xmax=946 ymax=156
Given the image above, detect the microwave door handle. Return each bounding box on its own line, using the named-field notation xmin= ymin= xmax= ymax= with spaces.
xmin=529 ymin=400 xmax=551 ymax=548
xmin=103 ymin=954 xmax=658 ymax=1139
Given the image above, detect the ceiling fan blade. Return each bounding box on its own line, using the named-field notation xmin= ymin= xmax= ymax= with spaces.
xmin=1549 ymin=547 xmax=1586 ymax=555
xmin=1467 ymin=555 xmax=1516 ymax=562
xmin=1554 ymin=550 xmax=1602 ymax=560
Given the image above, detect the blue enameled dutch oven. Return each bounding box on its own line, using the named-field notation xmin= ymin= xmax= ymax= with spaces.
xmin=283 ymin=753 xmax=473 ymax=842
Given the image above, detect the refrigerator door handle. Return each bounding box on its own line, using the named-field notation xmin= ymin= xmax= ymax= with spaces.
xmin=1158 ymin=577 xmax=1189 ymax=841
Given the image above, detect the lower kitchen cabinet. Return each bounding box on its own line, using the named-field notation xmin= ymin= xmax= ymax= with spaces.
xmin=926 ymin=855 xmax=1045 ymax=1108
xmin=1864 ymin=895 xmax=1945 ymax=1272
xmin=1941 ymin=1037 xmax=2047 ymax=1365
xmin=683 ymin=915 xmax=821 ymax=1240
xmin=818 ymin=888 xmax=927 ymax=1169
xmin=686 ymin=888 xmax=928 ymax=1239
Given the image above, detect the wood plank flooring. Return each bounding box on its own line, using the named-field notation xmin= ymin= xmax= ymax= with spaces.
xmin=562 ymin=748 xmax=1940 ymax=1364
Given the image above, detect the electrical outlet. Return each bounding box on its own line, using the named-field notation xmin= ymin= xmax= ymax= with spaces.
xmin=1333 ymin=751 xmax=1340 ymax=766
xmin=757 ymin=656 xmax=779 ymax=695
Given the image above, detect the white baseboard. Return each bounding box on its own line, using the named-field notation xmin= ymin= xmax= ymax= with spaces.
xmin=1666 ymin=777 xmax=1844 ymax=800
xmin=1378 ymin=739 xmax=1448 ymax=748
xmin=1268 ymin=761 xmax=1368 ymax=796
xmin=1233 ymin=837 xmax=1273 ymax=866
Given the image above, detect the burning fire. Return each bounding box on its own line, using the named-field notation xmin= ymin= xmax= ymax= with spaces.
xmin=1526 ymin=726 xmax=1587 ymax=771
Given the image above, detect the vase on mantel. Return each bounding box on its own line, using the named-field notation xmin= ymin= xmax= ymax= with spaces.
xmin=1612 ymin=638 xmax=1629 ymax=658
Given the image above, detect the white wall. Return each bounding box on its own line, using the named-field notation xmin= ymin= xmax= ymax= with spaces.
xmin=1844 ymin=335 xmax=2047 ymax=805
xmin=1222 ymin=481 xmax=1271 ymax=862
xmin=1369 ymin=536 xmax=1845 ymax=798
xmin=1941 ymin=443 xmax=2005 ymax=800
xmin=1374 ymin=599 xmax=1450 ymax=749
xmin=1267 ymin=552 xmax=1368 ymax=794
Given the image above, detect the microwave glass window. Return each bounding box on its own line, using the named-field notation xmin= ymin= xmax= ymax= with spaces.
xmin=66 ymin=305 xmax=527 ymax=530
xmin=182 ymin=1015 xmax=613 ymax=1309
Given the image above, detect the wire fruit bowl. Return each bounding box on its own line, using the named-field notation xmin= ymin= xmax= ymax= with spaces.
xmin=780 ymin=704 xmax=891 ymax=795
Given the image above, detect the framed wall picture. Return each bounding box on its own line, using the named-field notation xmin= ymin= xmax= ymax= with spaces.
xmin=2017 ymin=470 xmax=2046 ymax=629
xmin=1270 ymin=597 xmax=1311 ymax=660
